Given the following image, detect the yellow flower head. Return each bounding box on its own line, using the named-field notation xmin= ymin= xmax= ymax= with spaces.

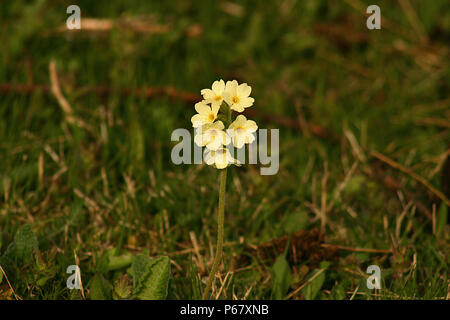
xmin=194 ymin=121 xmax=231 ymax=151
xmin=204 ymin=148 xmax=239 ymax=169
xmin=228 ymin=115 xmax=258 ymax=148
xmin=191 ymin=101 xmax=219 ymax=128
xmin=200 ymin=79 xmax=225 ymax=111
xmin=192 ymin=79 xmax=258 ymax=169
xmin=223 ymin=80 xmax=254 ymax=112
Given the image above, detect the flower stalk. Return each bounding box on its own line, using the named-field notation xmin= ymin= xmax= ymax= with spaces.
xmin=191 ymin=79 xmax=257 ymax=300
xmin=201 ymin=167 xmax=227 ymax=300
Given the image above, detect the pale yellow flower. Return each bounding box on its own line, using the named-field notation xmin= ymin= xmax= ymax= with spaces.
xmin=204 ymin=148 xmax=239 ymax=169
xmin=194 ymin=121 xmax=231 ymax=150
xmin=200 ymin=80 xmax=225 ymax=111
xmin=223 ymin=80 xmax=254 ymax=112
xmin=228 ymin=115 xmax=258 ymax=148
xmin=191 ymin=101 xmax=219 ymax=128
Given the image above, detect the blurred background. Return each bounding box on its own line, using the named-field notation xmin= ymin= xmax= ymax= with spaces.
xmin=0 ymin=0 xmax=449 ymax=300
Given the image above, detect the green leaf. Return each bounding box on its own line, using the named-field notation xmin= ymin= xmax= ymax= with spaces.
xmin=282 ymin=210 xmax=308 ymax=233
xmin=113 ymin=274 xmax=132 ymax=300
xmin=301 ymin=261 xmax=329 ymax=300
xmin=331 ymin=283 xmax=346 ymax=300
xmin=36 ymin=275 xmax=52 ymax=287
xmin=89 ymin=273 xmax=112 ymax=300
xmin=131 ymin=254 xmax=151 ymax=284
xmin=97 ymin=248 xmax=132 ymax=273
xmin=14 ymin=224 xmax=38 ymax=263
xmin=270 ymin=255 xmax=291 ymax=299
xmin=132 ymin=255 xmax=170 ymax=300
xmin=436 ymin=203 xmax=447 ymax=237
xmin=107 ymin=252 xmax=134 ymax=272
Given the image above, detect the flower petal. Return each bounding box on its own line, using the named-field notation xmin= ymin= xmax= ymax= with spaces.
xmin=230 ymin=103 xmax=245 ymax=113
xmin=215 ymin=160 xmax=228 ymax=169
xmin=195 ymin=101 xmax=211 ymax=114
xmin=240 ymin=97 xmax=254 ymax=108
xmin=204 ymin=150 xmax=215 ymax=165
xmin=211 ymin=103 xmax=221 ymax=115
xmin=194 ymin=133 xmax=207 ymax=147
xmin=206 ymin=138 xmax=222 ymax=150
xmin=245 ymin=119 xmax=258 ymax=132
xmin=225 ymin=80 xmax=238 ymax=93
xmin=213 ymin=121 xmax=225 ymax=130
xmin=191 ymin=114 xmax=206 ymax=127
xmin=214 ymin=150 xmax=229 ymax=169
xmin=223 ymin=91 xmax=232 ymax=106
xmin=245 ymin=133 xmax=255 ymax=144
xmin=237 ymin=83 xmax=251 ymax=97
xmin=233 ymin=135 xmax=246 ymax=148
xmin=221 ymin=131 xmax=231 ymax=145
xmin=235 ymin=114 xmax=247 ymax=123
xmin=212 ymin=79 xmax=225 ymax=94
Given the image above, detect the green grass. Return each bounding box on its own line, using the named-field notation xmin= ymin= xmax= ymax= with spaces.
xmin=0 ymin=0 xmax=449 ymax=300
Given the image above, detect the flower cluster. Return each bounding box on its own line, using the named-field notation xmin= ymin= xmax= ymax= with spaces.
xmin=191 ymin=80 xmax=258 ymax=169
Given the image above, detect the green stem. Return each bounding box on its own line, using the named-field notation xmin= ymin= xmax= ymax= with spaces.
xmin=201 ymin=168 xmax=227 ymax=300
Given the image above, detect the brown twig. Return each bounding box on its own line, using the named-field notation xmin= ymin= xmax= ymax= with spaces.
xmin=243 ymin=108 xmax=335 ymax=140
xmin=0 ymin=82 xmax=199 ymax=104
xmin=371 ymin=150 xmax=450 ymax=207
xmin=415 ymin=118 xmax=450 ymax=128
xmin=0 ymin=83 xmax=50 ymax=94
xmin=321 ymin=243 xmax=392 ymax=254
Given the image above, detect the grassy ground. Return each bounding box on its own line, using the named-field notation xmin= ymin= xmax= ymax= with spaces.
xmin=0 ymin=0 xmax=449 ymax=300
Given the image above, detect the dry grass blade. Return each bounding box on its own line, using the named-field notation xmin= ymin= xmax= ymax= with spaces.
xmin=49 ymin=61 xmax=92 ymax=131
xmin=0 ymin=265 xmax=20 ymax=300
xmin=286 ymin=268 xmax=326 ymax=299
xmin=53 ymin=16 xmax=170 ymax=35
xmin=398 ymin=0 xmax=428 ymax=44
xmin=49 ymin=61 xmax=73 ymax=116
